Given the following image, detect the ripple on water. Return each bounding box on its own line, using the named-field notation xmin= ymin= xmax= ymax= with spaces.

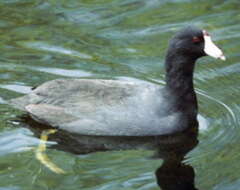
xmin=0 ymin=128 xmax=55 ymax=156
xmin=213 ymin=23 xmax=240 ymax=41
xmin=0 ymin=187 xmax=21 ymax=190
xmin=0 ymin=97 xmax=7 ymax=104
xmin=213 ymin=179 xmax=240 ymax=190
xmin=196 ymin=62 xmax=240 ymax=82
xmin=186 ymin=87 xmax=239 ymax=166
xmin=0 ymin=84 xmax=32 ymax=94
xmin=32 ymin=67 xmax=92 ymax=78
xmin=98 ymin=22 xmax=188 ymax=40
xmin=19 ymin=41 xmax=92 ymax=60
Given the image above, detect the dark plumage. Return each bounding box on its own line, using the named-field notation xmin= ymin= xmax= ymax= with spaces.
xmin=9 ymin=26 xmax=225 ymax=137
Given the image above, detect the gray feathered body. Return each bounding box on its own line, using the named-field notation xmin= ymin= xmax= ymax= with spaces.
xmin=9 ymin=79 xmax=185 ymax=136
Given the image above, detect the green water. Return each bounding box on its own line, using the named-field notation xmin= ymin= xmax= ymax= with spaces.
xmin=0 ymin=0 xmax=240 ymax=189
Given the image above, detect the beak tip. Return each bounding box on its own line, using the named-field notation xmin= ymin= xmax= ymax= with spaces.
xmin=220 ymin=55 xmax=226 ymax=61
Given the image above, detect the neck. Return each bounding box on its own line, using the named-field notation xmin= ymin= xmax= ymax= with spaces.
xmin=165 ymin=52 xmax=196 ymax=94
xmin=164 ymin=52 xmax=198 ymax=113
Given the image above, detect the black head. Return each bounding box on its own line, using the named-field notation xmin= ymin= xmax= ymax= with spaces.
xmin=168 ymin=26 xmax=225 ymax=61
xmin=169 ymin=26 xmax=206 ymax=59
xmin=165 ymin=26 xmax=225 ymax=93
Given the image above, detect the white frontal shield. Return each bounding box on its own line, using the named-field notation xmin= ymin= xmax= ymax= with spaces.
xmin=203 ymin=30 xmax=226 ymax=61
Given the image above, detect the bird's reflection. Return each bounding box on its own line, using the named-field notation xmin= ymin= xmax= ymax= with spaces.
xmin=154 ymin=126 xmax=199 ymax=190
xmin=156 ymin=160 xmax=197 ymax=190
xmin=21 ymin=115 xmax=199 ymax=190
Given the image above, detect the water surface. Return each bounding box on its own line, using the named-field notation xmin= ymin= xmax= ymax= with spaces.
xmin=0 ymin=0 xmax=240 ymax=189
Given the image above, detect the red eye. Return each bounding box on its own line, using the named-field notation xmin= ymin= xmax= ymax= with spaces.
xmin=192 ymin=36 xmax=202 ymax=43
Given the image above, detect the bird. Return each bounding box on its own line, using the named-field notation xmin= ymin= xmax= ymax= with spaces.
xmin=9 ymin=26 xmax=225 ymax=137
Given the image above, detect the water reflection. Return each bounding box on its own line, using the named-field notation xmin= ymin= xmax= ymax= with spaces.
xmin=156 ymin=160 xmax=197 ymax=190
xmin=155 ymin=126 xmax=198 ymax=190
xmin=22 ymin=115 xmax=199 ymax=189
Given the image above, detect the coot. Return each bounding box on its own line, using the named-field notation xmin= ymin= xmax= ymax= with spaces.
xmin=9 ymin=27 xmax=225 ymax=136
